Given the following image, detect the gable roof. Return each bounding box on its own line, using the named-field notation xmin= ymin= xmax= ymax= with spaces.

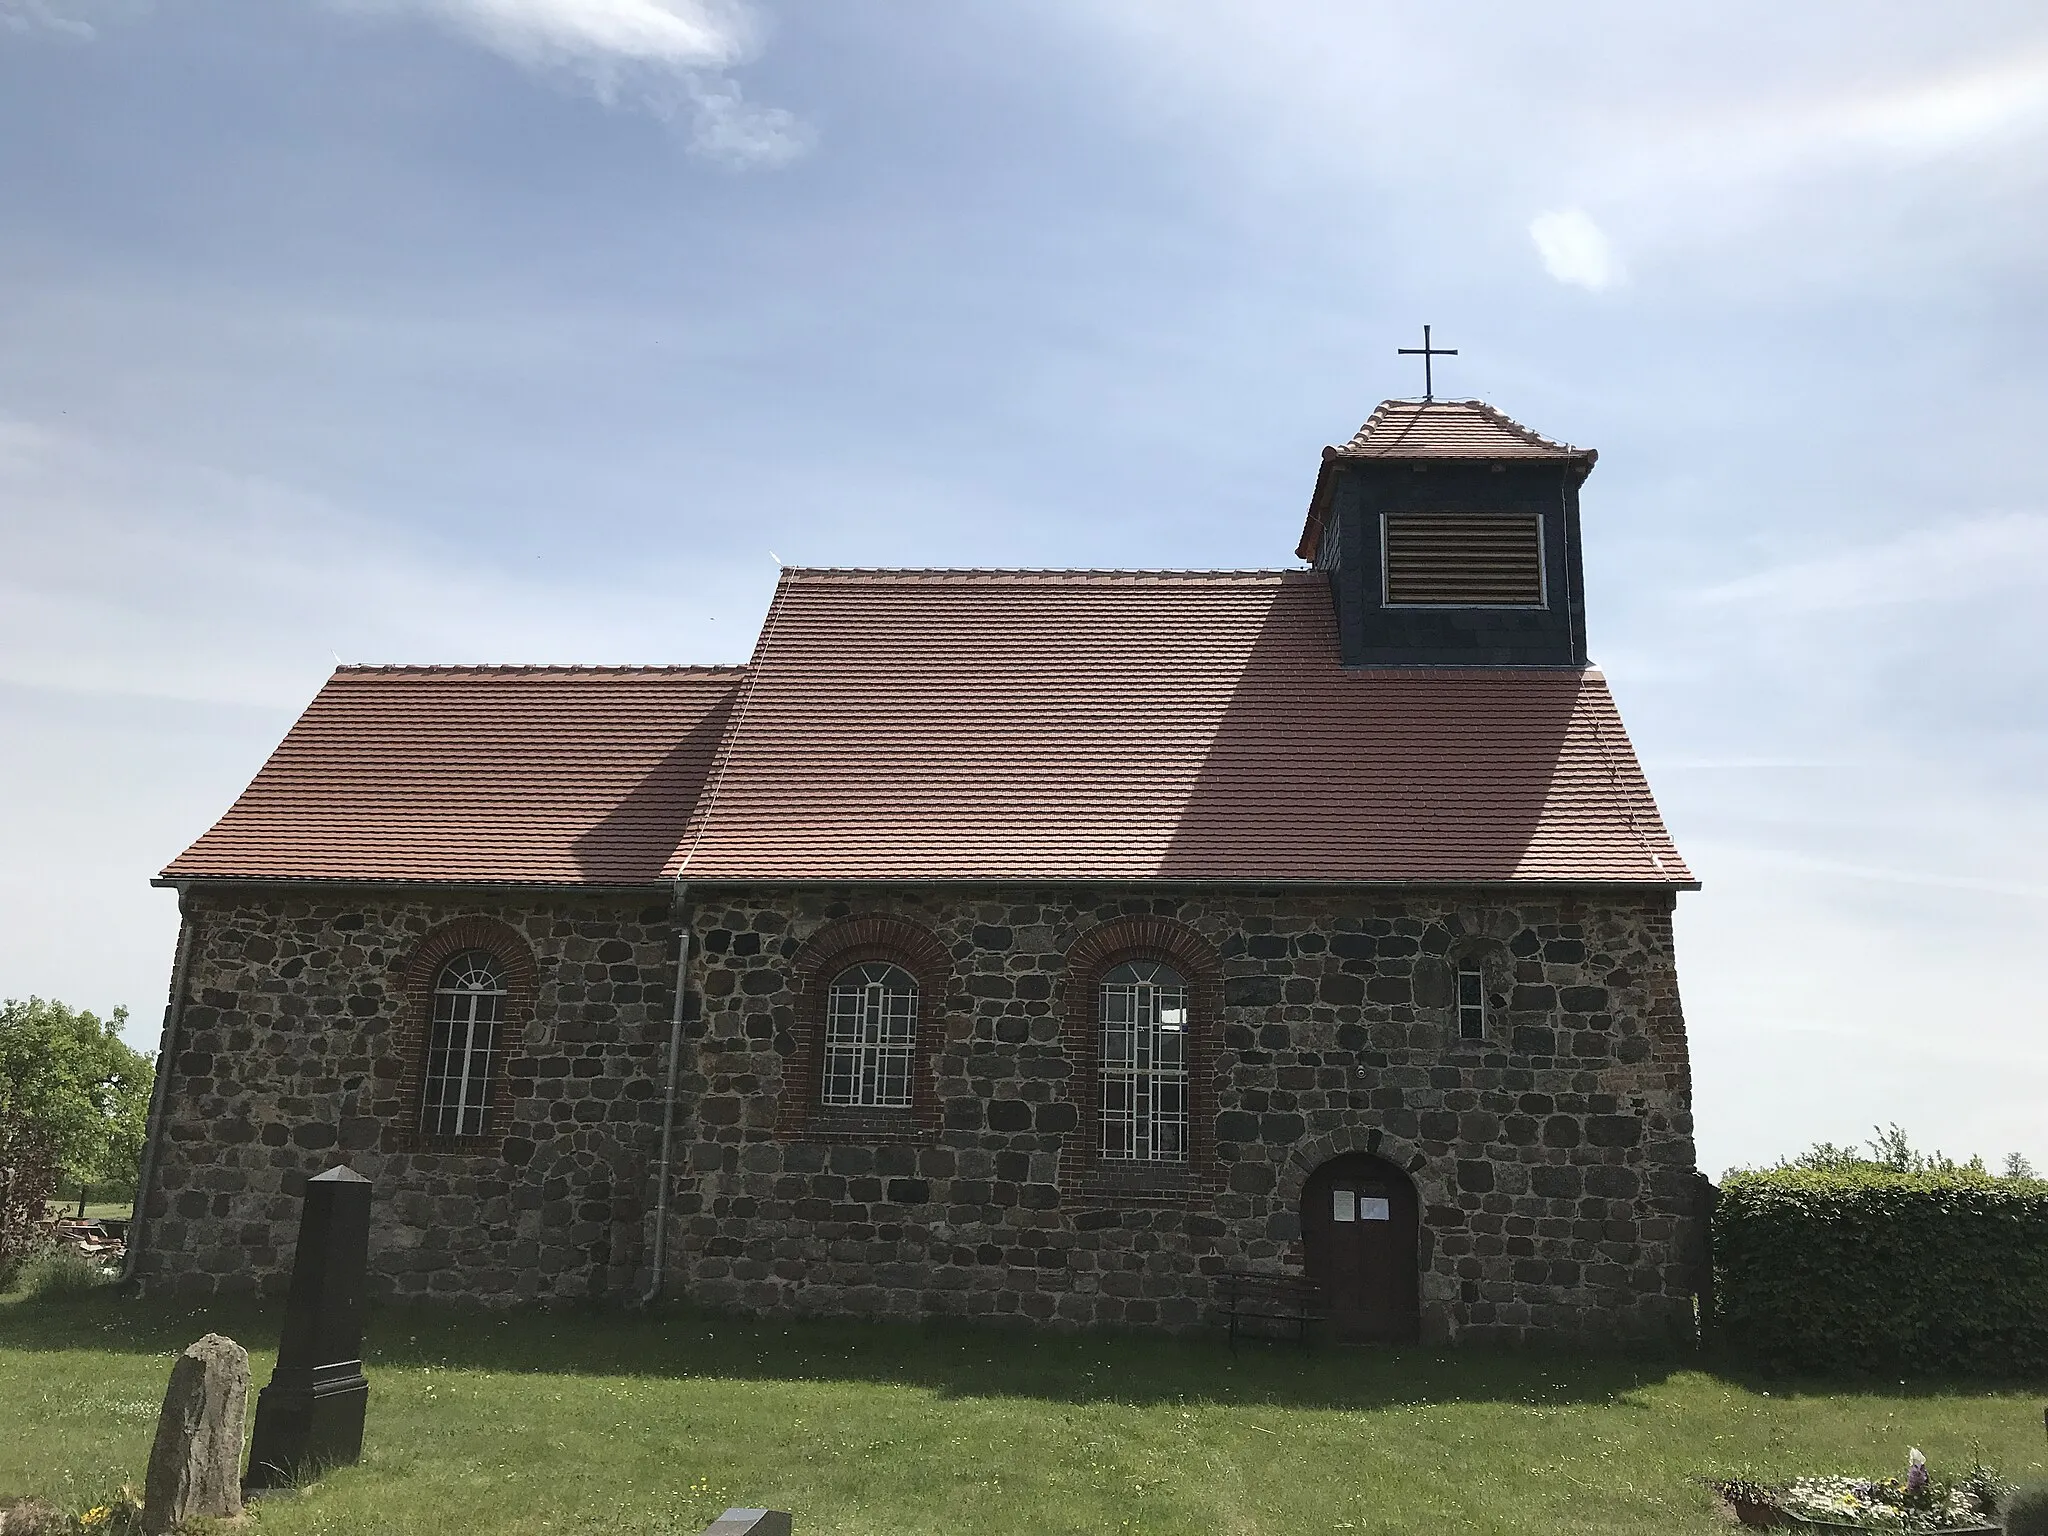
xmin=162 ymin=666 xmax=743 ymax=886
xmin=1296 ymin=398 xmax=1599 ymax=560
xmin=667 ymin=568 xmax=1691 ymax=887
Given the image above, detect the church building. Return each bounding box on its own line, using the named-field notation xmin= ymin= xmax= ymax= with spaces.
xmin=134 ymin=396 xmax=1702 ymax=1345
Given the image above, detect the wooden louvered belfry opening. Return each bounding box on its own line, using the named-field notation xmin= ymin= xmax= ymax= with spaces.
xmin=1381 ymin=512 xmax=1545 ymax=607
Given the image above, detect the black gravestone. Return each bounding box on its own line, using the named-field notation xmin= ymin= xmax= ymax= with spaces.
xmin=244 ymin=1165 xmax=371 ymax=1489
xmin=703 ymin=1512 xmax=792 ymax=1536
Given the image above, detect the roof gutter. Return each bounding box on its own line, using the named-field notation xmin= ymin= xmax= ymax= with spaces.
xmin=150 ymin=878 xmax=670 ymax=895
xmin=638 ymin=880 xmax=691 ymax=1307
xmin=668 ymin=877 xmax=1701 ymax=895
xmin=1296 ymin=447 xmax=1601 ymax=564
xmin=121 ymin=891 xmax=197 ymax=1291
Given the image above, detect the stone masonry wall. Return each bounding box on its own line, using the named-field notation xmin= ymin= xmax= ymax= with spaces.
xmin=138 ymin=890 xmax=677 ymax=1304
xmin=672 ymin=885 xmax=1697 ymax=1344
xmin=140 ymin=883 xmax=1700 ymax=1344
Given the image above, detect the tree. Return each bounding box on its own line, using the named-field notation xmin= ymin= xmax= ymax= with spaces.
xmin=0 ymin=997 xmax=155 ymax=1206
xmin=0 ymin=1107 xmax=59 ymax=1279
xmin=1768 ymin=1125 xmax=2037 ymax=1183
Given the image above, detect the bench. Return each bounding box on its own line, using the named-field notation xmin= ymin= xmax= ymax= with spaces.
xmin=1215 ymin=1270 xmax=1325 ymax=1352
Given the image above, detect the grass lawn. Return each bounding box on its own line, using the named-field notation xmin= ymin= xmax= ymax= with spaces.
xmin=41 ymin=1204 xmax=135 ymax=1222
xmin=1 ymin=1293 xmax=2041 ymax=1536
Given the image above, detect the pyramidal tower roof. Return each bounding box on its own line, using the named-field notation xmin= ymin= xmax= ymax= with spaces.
xmin=1298 ymin=398 xmax=1597 ymax=560
xmin=1329 ymin=398 xmax=1596 ymax=464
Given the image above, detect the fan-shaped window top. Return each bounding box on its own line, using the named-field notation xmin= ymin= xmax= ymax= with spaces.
xmin=421 ymin=951 xmax=507 ymax=1138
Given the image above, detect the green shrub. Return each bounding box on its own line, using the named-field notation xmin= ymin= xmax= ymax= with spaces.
xmin=1713 ymin=1166 xmax=2048 ymax=1373
xmin=14 ymin=1247 xmax=116 ymax=1302
xmin=2007 ymin=1482 xmax=2048 ymax=1536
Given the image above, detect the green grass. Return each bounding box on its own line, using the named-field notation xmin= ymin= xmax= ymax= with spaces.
xmin=6 ymin=1249 xmax=119 ymax=1303
xmin=1 ymin=1295 xmax=2041 ymax=1536
xmin=42 ymin=1203 xmax=134 ymax=1222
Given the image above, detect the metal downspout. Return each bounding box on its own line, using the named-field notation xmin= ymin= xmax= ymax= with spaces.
xmin=638 ymin=882 xmax=690 ymax=1306
xmin=121 ymin=890 xmax=197 ymax=1289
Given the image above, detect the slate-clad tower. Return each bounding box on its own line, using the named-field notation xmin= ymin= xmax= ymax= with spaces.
xmin=1298 ymin=399 xmax=1595 ymax=668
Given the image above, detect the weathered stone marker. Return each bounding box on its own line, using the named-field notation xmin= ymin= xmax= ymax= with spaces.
xmin=702 ymin=1512 xmax=791 ymax=1536
xmin=142 ymin=1333 xmax=249 ymax=1534
xmin=0 ymin=1497 xmax=71 ymax=1535
xmin=244 ymin=1164 xmax=372 ymax=1490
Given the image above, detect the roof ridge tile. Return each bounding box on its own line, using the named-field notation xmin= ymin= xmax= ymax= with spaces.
xmin=331 ymin=664 xmax=749 ymax=677
xmin=782 ymin=567 xmax=1303 ymax=582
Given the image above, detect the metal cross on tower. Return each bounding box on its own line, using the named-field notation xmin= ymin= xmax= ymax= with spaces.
xmin=1397 ymin=325 xmax=1458 ymax=401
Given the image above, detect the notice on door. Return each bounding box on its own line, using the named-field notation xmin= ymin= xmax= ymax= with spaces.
xmin=1333 ymin=1189 xmax=1355 ymax=1221
xmin=1358 ymin=1196 xmax=1390 ymax=1221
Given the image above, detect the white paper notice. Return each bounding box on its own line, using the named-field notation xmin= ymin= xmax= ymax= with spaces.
xmin=1358 ymin=1197 xmax=1391 ymax=1222
xmin=1333 ymin=1189 xmax=1355 ymax=1221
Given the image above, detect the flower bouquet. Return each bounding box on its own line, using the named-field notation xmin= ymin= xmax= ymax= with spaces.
xmin=1712 ymin=1451 xmax=2010 ymax=1532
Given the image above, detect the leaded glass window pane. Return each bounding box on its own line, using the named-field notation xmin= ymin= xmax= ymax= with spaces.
xmin=822 ymin=962 xmax=918 ymax=1109
xmin=421 ymin=951 xmax=506 ymax=1138
xmin=1099 ymin=960 xmax=1189 ymax=1162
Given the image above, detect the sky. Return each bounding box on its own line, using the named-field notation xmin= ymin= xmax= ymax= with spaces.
xmin=2 ymin=0 xmax=2044 ymax=1178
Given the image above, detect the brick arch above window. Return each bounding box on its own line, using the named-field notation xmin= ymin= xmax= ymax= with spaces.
xmin=1059 ymin=915 xmax=1224 ymax=1202
xmin=780 ymin=913 xmax=950 ymax=1142
xmin=401 ymin=914 xmax=539 ymax=999
xmin=384 ymin=915 xmax=537 ymax=1157
xmin=791 ymin=913 xmax=951 ymax=987
xmin=1065 ymin=915 xmax=1222 ymax=982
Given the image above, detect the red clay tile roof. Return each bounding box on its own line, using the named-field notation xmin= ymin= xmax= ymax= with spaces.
xmin=162 ymin=666 xmax=743 ymax=885
xmin=1329 ymin=399 xmax=1596 ymax=464
xmin=1297 ymin=399 xmax=1598 ymax=560
xmin=668 ymin=569 xmax=1691 ymax=887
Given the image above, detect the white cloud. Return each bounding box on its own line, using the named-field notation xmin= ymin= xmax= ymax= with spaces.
xmin=1528 ymin=207 xmax=1621 ymax=291
xmin=1049 ymin=5 xmax=2048 ymax=294
xmin=1752 ymin=53 xmax=2048 ymax=169
xmin=676 ymin=70 xmax=809 ymax=167
xmin=1696 ymin=512 xmax=2048 ymax=611
xmin=346 ymin=0 xmax=809 ymax=166
xmin=410 ymin=0 xmax=753 ymax=70
xmin=0 ymin=0 xmax=113 ymax=37
xmin=0 ymin=414 xmax=764 ymax=707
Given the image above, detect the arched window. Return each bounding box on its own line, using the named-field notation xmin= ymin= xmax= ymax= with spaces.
xmin=1098 ymin=960 xmax=1188 ymax=1162
xmin=421 ymin=951 xmax=506 ymax=1138
xmin=821 ymin=961 xmax=918 ymax=1109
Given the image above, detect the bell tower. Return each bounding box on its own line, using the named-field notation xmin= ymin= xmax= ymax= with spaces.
xmin=1296 ymin=398 xmax=1595 ymax=669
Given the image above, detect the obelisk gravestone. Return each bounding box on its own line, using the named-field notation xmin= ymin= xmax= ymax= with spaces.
xmin=244 ymin=1164 xmax=372 ymax=1489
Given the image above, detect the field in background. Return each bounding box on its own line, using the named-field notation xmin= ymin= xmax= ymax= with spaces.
xmin=2 ymin=1294 xmax=2041 ymax=1536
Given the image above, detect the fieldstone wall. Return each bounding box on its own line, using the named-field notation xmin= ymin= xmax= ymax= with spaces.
xmin=139 ymin=883 xmax=1700 ymax=1345
xmin=137 ymin=890 xmax=677 ymax=1304
xmin=673 ymin=886 xmax=1697 ymax=1344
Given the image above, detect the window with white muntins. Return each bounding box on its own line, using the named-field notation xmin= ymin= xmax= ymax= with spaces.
xmin=1099 ymin=960 xmax=1189 ymax=1162
xmin=822 ymin=961 xmax=918 ymax=1108
xmin=1457 ymin=965 xmax=1487 ymax=1041
xmin=422 ymin=951 xmax=506 ymax=1137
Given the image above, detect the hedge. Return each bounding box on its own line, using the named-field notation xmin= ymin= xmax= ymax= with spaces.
xmin=1714 ymin=1167 xmax=2048 ymax=1373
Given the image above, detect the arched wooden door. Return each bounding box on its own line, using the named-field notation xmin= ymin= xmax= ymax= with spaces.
xmin=1300 ymin=1153 xmax=1420 ymax=1343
